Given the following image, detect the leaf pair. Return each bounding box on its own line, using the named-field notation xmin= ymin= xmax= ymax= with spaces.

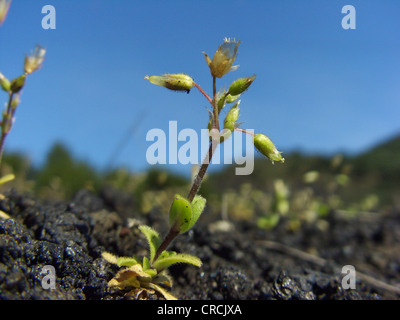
xmin=168 ymin=194 xmax=206 ymax=234
xmin=138 ymin=224 xmax=202 ymax=272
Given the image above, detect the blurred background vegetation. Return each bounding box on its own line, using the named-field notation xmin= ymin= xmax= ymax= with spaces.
xmin=1 ymin=133 xmax=399 ymax=231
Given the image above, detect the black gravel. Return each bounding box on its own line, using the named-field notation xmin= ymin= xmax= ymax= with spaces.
xmin=0 ymin=188 xmax=399 ymax=300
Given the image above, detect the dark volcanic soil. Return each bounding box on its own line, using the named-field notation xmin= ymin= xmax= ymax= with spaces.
xmin=1 ymin=188 xmax=399 ymax=300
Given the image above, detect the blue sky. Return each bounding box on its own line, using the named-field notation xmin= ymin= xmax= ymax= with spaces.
xmin=0 ymin=0 xmax=399 ymax=175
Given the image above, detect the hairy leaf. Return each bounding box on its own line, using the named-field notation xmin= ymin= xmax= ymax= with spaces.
xmin=187 ymin=194 xmax=206 ymax=230
xmin=101 ymin=251 xmax=118 ymax=264
xmin=153 ymin=253 xmax=202 ymax=272
xmin=158 ymin=250 xmax=177 ymax=260
xmin=142 ymin=256 xmax=150 ymax=270
xmin=116 ymin=256 xmax=139 ymax=268
xmin=138 ymin=225 xmax=162 ymax=262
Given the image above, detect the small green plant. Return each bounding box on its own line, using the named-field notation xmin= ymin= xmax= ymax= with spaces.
xmin=103 ymin=38 xmax=284 ymax=299
xmin=257 ymin=179 xmax=289 ymax=230
xmin=0 ymin=1 xmax=46 ymax=190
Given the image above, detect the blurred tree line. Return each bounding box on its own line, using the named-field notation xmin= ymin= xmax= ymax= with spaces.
xmin=1 ymin=134 xmax=399 ymax=224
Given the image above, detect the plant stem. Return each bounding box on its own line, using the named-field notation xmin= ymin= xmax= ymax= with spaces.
xmin=0 ymin=92 xmax=14 ymax=167
xmin=188 ymin=76 xmax=219 ymax=202
xmin=152 ymin=228 xmax=179 ymax=264
xmin=234 ymin=128 xmax=255 ymax=136
xmin=187 ymin=142 xmax=214 ymax=202
xmin=153 ymin=77 xmax=221 ymax=265
xmin=193 ymin=81 xmax=212 ymax=106
xmin=211 ymin=76 xmax=219 ymax=130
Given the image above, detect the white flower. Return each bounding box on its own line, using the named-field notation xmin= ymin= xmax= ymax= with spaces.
xmin=203 ymin=38 xmax=241 ymax=78
xmin=24 ymin=45 xmax=46 ymax=75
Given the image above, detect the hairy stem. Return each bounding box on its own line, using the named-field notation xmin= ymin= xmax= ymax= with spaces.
xmin=153 ymin=77 xmax=221 ymax=264
xmin=211 ymin=76 xmax=219 ymax=130
xmin=234 ymin=127 xmax=255 ymax=136
xmin=187 ymin=142 xmax=214 ymax=202
xmin=188 ymin=76 xmax=220 ymax=202
xmin=152 ymin=228 xmax=179 ymax=264
xmin=193 ymin=81 xmax=212 ymax=106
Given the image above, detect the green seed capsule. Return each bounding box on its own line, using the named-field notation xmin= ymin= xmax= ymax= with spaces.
xmin=168 ymin=194 xmax=193 ymax=234
xmin=228 ymin=75 xmax=256 ymax=96
xmin=221 ymin=101 xmax=240 ymax=142
xmin=145 ymin=73 xmax=194 ymax=93
xmin=10 ymin=74 xmax=26 ymax=94
xmin=253 ymin=133 xmax=285 ymax=164
xmin=224 ymin=101 xmax=240 ymax=131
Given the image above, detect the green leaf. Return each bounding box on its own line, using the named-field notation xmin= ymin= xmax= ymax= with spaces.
xmin=225 ymin=93 xmax=240 ymax=104
xmin=158 ymin=250 xmax=177 ymax=259
xmin=142 ymin=256 xmax=150 ymax=270
xmin=187 ymin=194 xmax=206 ymax=230
xmin=116 ymin=256 xmax=139 ymax=267
xmin=257 ymin=213 xmax=280 ymax=230
xmin=217 ymin=92 xmax=227 ymax=112
xmin=153 ymin=253 xmax=202 ymax=272
xmin=145 ymin=268 xmax=158 ymax=277
xmin=138 ymin=225 xmax=162 ymax=262
xmin=0 ymin=173 xmax=15 ymax=186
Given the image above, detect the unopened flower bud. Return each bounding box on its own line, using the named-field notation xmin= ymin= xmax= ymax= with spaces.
xmin=253 ymin=133 xmax=285 ymax=164
xmin=10 ymin=74 xmax=26 ymax=93
xmin=228 ymin=75 xmax=256 ymax=96
xmin=145 ymin=73 xmax=194 ymax=93
xmin=203 ymin=38 xmax=240 ymax=78
xmin=0 ymin=72 xmax=10 ymax=92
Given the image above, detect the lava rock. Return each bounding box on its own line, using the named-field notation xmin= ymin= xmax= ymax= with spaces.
xmin=0 ymin=189 xmax=399 ymax=300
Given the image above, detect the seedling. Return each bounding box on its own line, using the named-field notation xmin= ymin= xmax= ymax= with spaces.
xmin=102 ymin=196 xmax=205 ymax=300
xmin=103 ymin=38 xmax=284 ymax=300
